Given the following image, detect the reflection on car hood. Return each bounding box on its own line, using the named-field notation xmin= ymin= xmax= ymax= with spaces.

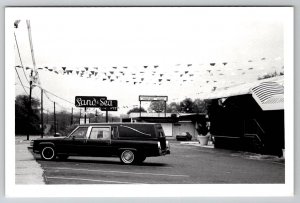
xmin=34 ymin=137 xmax=67 ymax=141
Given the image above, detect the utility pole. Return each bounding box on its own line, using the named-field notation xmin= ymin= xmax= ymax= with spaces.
xmin=71 ymin=107 xmax=73 ymax=125
xmin=26 ymin=70 xmax=33 ymax=141
xmin=41 ymin=88 xmax=44 ymax=138
xmin=46 ymin=110 xmax=49 ymax=124
xmin=54 ymin=102 xmax=56 ymax=136
xmin=164 ymin=101 xmax=167 ymax=117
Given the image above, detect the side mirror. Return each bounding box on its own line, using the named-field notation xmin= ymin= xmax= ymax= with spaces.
xmin=71 ymin=135 xmax=75 ymax=140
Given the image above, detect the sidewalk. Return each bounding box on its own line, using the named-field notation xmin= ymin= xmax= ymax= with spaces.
xmin=180 ymin=140 xmax=214 ymax=148
xmin=15 ymin=136 xmax=45 ymax=184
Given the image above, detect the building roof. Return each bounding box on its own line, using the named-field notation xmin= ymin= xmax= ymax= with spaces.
xmin=204 ymin=76 xmax=284 ymax=111
xmin=202 ymin=76 xmax=284 ymax=100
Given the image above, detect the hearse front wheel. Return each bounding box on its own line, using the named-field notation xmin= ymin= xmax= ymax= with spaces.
xmin=120 ymin=150 xmax=135 ymax=164
xmin=41 ymin=146 xmax=56 ymax=160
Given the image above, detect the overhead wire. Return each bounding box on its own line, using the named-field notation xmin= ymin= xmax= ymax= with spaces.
xmin=15 ymin=67 xmax=28 ymax=95
xmin=14 ymin=32 xmax=29 ymax=84
xmin=42 ymin=88 xmax=74 ymax=106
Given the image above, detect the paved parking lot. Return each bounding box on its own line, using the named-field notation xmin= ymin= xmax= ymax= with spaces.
xmin=32 ymin=141 xmax=285 ymax=184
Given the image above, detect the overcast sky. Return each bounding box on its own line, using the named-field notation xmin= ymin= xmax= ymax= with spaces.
xmin=10 ymin=7 xmax=288 ymax=115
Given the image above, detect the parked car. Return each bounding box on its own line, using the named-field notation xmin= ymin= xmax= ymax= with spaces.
xmin=176 ymin=132 xmax=192 ymax=141
xmin=29 ymin=123 xmax=170 ymax=164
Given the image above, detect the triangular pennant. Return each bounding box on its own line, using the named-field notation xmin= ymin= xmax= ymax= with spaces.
xmin=210 ymin=63 xmax=216 ymax=66
xmin=144 ymin=66 xmax=148 ymax=69
xmin=62 ymin=67 xmax=66 ymax=71
xmin=222 ymin=62 xmax=227 ymax=66
xmin=85 ymin=67 xmax=89 ymax=71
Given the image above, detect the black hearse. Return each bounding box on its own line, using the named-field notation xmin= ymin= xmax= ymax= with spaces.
xmin=30 ymin=123 xmax=170 ymax=164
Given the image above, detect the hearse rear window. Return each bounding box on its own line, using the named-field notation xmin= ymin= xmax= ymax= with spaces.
xmin=89 ymin=127 xmax=110 ymax=140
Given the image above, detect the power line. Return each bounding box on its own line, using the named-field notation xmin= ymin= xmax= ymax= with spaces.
xmin=15 ymin=67 xmax=28 ymax=95
xmin=14 ymin=32 xmax=29 ymax=84
xmin=42 ymin=88 xmax=74 ymax=106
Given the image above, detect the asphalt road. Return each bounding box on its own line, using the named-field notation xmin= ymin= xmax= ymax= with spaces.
xmin=35 ymin=142 xmax=285 ymax=184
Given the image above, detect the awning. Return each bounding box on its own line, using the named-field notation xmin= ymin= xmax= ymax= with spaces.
xmin=203 ymin=76 xmax=284 ymax=111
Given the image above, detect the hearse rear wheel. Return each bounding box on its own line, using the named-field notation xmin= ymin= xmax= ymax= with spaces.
xmin=120 ymin=150 xmax=135 ymax=164
xmin=41 ymin=146 xmax=56 ymax=160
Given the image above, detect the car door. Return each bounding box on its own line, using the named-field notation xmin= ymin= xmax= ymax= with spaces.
xmin=60 ymin=126 xmax=89 ymax=155
xmin=85 ymin=126 xmax=112 ymax=156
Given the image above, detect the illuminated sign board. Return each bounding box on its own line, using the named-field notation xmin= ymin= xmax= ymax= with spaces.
xmin=75 ymin=96 xmax=107 ymax=107
xmin=139 ymin=95 xmax=168 ymax=102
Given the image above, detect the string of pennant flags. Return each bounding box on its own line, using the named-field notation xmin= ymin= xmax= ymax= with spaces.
xmin=15 ymin=57 xmax=284 ymax=101
xmin=16 ymin=57 xmax=283 ymax=87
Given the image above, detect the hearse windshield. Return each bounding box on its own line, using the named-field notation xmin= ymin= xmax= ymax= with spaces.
xmin=69 ymin=127 xmax=88 ymax=139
